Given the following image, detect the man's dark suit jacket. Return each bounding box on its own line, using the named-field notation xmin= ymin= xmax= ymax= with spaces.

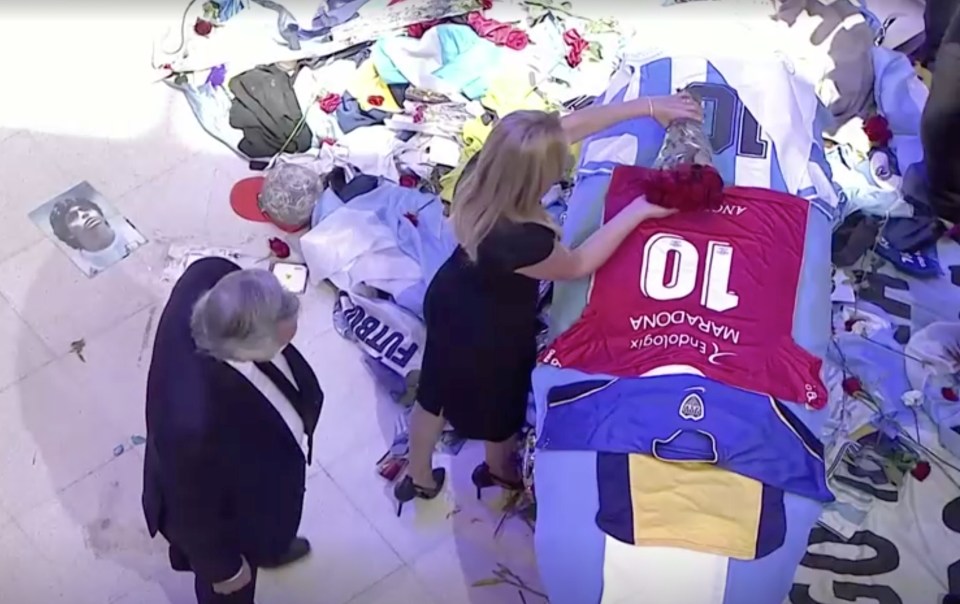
xmin=142 ymin=257 xmax=323 ymax=585
xmin=923 ymin=1 xmax=960 ymax=224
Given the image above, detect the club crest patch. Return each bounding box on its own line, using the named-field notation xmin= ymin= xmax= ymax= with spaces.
xmin=679 ymin=392 xmax=705 ymax=421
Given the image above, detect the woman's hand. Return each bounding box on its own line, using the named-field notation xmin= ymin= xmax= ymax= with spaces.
xmin=643 ymin=93 xmax=703 ymax=127
xmin=627 ymin=195 xmax=677 ymax=221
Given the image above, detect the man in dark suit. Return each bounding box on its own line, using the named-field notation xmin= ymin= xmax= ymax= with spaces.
xmin=143 ymin=257 xmax=323 ymax=603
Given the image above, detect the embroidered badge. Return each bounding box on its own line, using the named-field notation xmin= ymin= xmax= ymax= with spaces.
xmin=679 ymin=392 xmax=705 ymax=421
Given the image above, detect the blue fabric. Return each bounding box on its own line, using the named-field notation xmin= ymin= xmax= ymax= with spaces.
xmin=533 ymin=447 xmax=605 ymax=604
xmin=532 ymin=366 xmax=826 ymax=604
xmin=724 ymin=492 xmax=823 ymax=604
xmin=826 ymin=145 xmax=911 ymax=220
xmin=923 ymin=374 xmax=960 ymax=457
xmin=336 ymin=92 xmax=390 ymax=134
xmin=872 ymin=46 xmax=927 ymax=172
xmin=849 ymin=237 xmax=960 ymax=455
xmin=575 ymin=58 xmax=836 ymax=221
xmin=875 ymin=235 xmax=942 ymax=277
xmin=856 ymin=1 xmax=885 ymax=36
xmin=176 ymin=77 xmax=245 ymax=156
xmin=310 ymin=181 xmax=456 ymax=318
xmin=215 ymin=0 xmax=247 ymax=21
xmin=858 ymin=239 xmax=960 ymax=347
xmin=539 ymin=375 xmax=832 ymax=502
xmin=303 ymin=0 xmax=369 ymax=37
xmin=828 ymin=330 xmax=914 ymax=431
xmin=372 ymin=24 xmax=502 ymax=100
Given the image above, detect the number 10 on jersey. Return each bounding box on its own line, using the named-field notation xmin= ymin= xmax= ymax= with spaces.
xmin=640 ymin=234 xmax=740 ymax=313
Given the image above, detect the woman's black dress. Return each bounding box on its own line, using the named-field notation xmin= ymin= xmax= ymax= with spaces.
xmin=417 ymin=221 xmax=556 ymax=442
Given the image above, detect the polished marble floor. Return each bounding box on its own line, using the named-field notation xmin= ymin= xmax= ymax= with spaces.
xmin=0 ymin=8 xmax=541 ymax=604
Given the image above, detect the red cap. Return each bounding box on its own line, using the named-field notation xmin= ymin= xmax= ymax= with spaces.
xmin=229 ymin=176 xmax=302 ymax=234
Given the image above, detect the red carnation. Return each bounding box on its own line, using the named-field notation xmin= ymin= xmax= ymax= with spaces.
xmin=863 ymin=115 xmax=893 ymax=147
xmin=505 ymin=30 xmax=530 ymax=51
xmin=367 ymin=95 xmax=385 ymax=107
xmin=319 ymin=93 xmax=341 ymax=114
xmin=563 ymin=29 xmax=590 ymax=68
xmin=268 ymin=237 xmax=291 ymax=259
xmin=194 ymin=18 xmax=214 ymax=37
xmin=911 ymin=460 xmax=931 ymax=482
xmin=943 ymin=387 xmax=959 ymax=402
xmin=842 ymin=376 xmax=863 ymax=396
xmin=399 ymin=175 xmax=420 ymax=189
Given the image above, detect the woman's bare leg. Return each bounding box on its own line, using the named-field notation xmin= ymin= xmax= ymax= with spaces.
xmin=407 ymin=402 xmax=446 ymax=488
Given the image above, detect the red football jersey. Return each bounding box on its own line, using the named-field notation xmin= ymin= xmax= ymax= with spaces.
xmin=542 ymin=165 xmax=827 ymax=408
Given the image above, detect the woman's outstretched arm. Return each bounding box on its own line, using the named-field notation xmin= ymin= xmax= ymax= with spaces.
xmin=560 ymin=93 xmax=703 ymax=144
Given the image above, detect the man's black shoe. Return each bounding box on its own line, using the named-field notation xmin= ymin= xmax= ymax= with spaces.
xmin=260 ymin=537 xmax=311 ymax=569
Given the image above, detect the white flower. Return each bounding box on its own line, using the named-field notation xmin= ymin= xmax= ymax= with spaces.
xmin=902 ymin=389 xmax=923 ymax=408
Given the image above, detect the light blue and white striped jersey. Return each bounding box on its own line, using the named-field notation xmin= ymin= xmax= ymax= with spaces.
xmin=576 ymin=54 xmax=841 ymax=221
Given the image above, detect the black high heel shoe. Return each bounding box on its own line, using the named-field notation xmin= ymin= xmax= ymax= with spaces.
xmin=394 ymin=468 xmax=446 ymax=517
xmin=471 ymin=462 xmax=524 ymax=500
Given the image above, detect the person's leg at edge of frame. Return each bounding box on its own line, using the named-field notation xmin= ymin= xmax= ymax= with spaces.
xmin=407 ymin=401 xmax=446 ymax=488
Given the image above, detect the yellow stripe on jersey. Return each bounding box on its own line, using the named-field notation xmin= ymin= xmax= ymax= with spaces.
xmin=624 ymin=454 xmax=765 ymax=560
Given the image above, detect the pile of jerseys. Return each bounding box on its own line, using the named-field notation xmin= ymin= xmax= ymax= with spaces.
xmin=531 ymin=43 xmax=844 ymax=604
xmin=537 ymin=160 xmax=835 ymax=561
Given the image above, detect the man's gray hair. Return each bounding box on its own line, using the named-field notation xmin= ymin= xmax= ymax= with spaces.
xmin=191 ymin=269 xmax=300 ymax=361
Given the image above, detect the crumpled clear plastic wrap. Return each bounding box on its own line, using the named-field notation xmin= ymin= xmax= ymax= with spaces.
xmin=653 ymin=90 xmax=715 ymax=169
xmin=905 ymin=321 xmax=960 ymax=391
xmin=259 ymin=161 xmax=322 ymax=229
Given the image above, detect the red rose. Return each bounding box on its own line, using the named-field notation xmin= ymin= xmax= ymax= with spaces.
xmin=943 ymin=387 xmax=959 ymax=402
xmin=481 ymin=0 xmax=493 ymax=9
xmin=505 ymin=30 xmax=530 ymax=51
xmin=911 ymin=460 xmax=931 ymax=482
xmin=841 ymin=376 xmax=863 ymax=396
xmin=413 ymin=105 xmax=426 ymax=124
xmin=399 ymin=175 xmax=420 ymax=189
xmin=407 ymin=18 xmax=442 ymax=38
xmin=863 ymin=115 xmax=893 ymax=147
xmin=367 ymin=95 xmax=385 ymax=107
xmin=194 ymin=18 xmax=214 ymax=37
xmin=407 ymin=23 xmax=426 ymax=38
xmin=268 ymin=237 xmax=291 ymax=259
xmin=642 ymin=164 xmax=724 ymax=212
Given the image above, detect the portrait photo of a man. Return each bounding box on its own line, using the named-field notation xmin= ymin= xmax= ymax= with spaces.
xmin=30 ymin=181 xmax=146 ymax=277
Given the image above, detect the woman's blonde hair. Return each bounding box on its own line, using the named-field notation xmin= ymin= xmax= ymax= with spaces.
xmin=452 ymin=110 xmax=567 ymax=261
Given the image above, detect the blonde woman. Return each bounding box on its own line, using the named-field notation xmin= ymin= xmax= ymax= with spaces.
xmin=394 ymin=95 xmax=703 ymax=513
